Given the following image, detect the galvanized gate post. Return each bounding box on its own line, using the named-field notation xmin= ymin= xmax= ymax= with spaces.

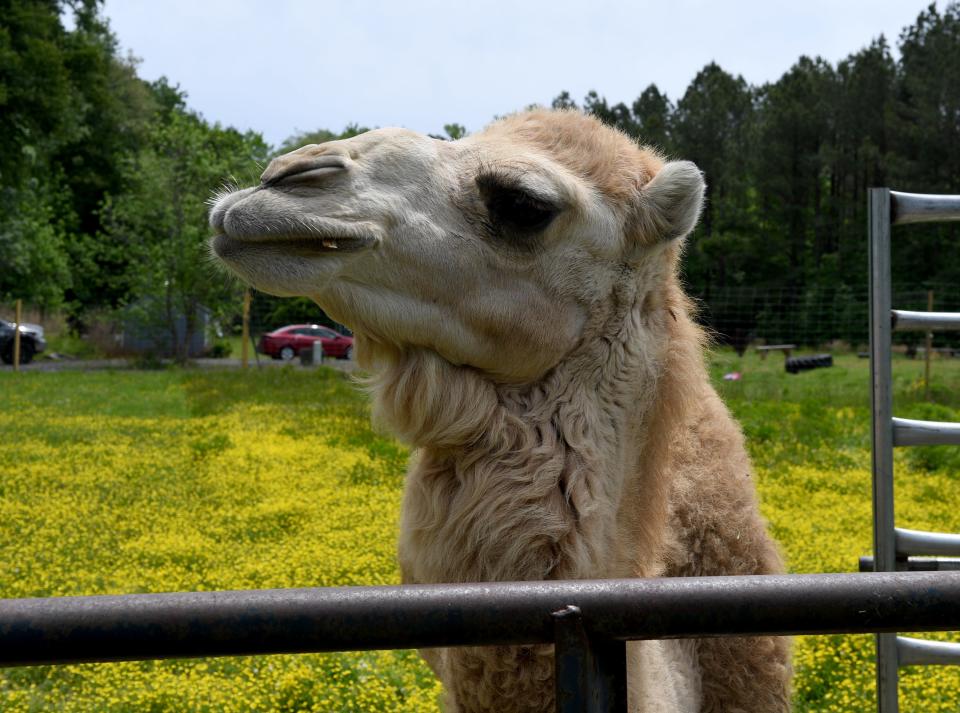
xmin=868 ymin=188 xmax=960 ymax=712
xmin=868 ymin=187 xmax=899 ymax=713
xmin=553 ymin=605 xmax=627 ymax=713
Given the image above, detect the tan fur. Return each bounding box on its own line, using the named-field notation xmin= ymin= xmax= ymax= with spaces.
xmin=210 ymin=109 xmax=791 ymax=711
xmin=482 ymin=110 xmax=664 ymax=210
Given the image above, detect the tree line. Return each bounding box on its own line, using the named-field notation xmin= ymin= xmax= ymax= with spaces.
xmin=1 ymin=0 xmax=268 ymax=359
xmin=556 ymin=3 xmax=960 ymax=347
xmin=2 ymin=0 xmax=958 ymax=353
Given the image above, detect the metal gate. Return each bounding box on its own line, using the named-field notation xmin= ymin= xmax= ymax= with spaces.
xmin=866 ymin=188 xmax=960 ymax=713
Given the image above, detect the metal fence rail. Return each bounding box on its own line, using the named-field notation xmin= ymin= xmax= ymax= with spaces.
xmin=895 ymin=528 xmax=960 ymax=558
xmin=892 ymin=310 xmax=960 ymax=332
xmin=898 ymin=636 xmax=960 ymax=666
xmin=890 ymin=191 xmax=960 ymax=225
xmin=892 ymin=417 xmax=960 ymax=447
xmin=4 ymin=572 xmax=960 ymax=712
xmin=16 ymin=572 xmax=960 ymax=665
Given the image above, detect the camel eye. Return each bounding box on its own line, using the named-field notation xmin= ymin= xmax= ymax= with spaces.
xmin=477 ymin=177 xmax=558 ymax=234
xmin=487 ymin=189 xmax=557 ymax=231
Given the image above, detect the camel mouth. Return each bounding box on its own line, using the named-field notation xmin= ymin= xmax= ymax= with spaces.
xmin=211 ymin=233 xmax=376 ymax=260
xmin=210 ymin=196 xmax=380 ymax=260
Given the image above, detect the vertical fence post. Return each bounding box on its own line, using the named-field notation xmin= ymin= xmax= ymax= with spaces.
xmin=924 ymin=290 xmax=933 ymax=400
xmin=241 ymin=290 xmax=251 ymax=369
xmin=13 ymin=299 xmax=22 ymax=371
xmin=869 ymin=188 xmax=899 ymax=713
xmin=553 ymin=605 xmax=627 ymax=713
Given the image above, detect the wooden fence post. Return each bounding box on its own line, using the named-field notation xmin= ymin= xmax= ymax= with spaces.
xmin=925 ymin=290 xmax=933 ymax=400
xmin=242 ymin=290 xmax=251 ymax=369
xmin=13 ymin=299 xmax=22 ymax=372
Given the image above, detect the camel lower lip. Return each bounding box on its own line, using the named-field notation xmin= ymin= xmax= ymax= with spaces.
xmin=211 ymin=233 xmax=374 ymax=259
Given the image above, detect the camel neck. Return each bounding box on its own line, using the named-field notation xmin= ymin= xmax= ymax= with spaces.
xmin=394 ymin=300 xmax=691 ymax=585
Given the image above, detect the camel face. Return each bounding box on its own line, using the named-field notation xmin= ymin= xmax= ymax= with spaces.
xmin=211 ymin=111 xmax=704 ymax=381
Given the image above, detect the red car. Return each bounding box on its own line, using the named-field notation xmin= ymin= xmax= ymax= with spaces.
xmin=258 ymin=324 xmax=353 ymax=361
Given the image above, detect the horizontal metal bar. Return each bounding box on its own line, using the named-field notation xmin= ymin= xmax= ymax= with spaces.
xmin=3 ymin=573 xmax=960 ymax=668
xmin=892 ymin=417 xmax=960 ymax=447
xmin=897 ymin=636 xmax=960 ymax=666
xmin=860 ymin=556 xmax=960 ymax=572
xmin=892 ymin=310 xmax=960 ymax=331
xmin=891 ymin=191 xmax=960 ymax=225
xmin=897 ymin=528 xmax=960 ymax=557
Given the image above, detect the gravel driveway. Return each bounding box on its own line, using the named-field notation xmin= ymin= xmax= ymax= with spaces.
xmin=1 ymin=356 xmax=357 ymax=373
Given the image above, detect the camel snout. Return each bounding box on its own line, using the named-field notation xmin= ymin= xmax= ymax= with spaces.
xmin=208 ymin=185 xmax=256 ymax=232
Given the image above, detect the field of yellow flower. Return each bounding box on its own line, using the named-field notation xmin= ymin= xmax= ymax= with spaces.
xmin=1 ymin=353 xmax=960 ymax=711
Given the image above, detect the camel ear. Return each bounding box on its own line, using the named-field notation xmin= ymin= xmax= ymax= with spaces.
xmin=638 ymin=161 xmax=705 ymax=243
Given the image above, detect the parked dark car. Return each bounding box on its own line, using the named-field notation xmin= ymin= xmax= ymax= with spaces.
xmin=0 ymin=319 xmax=46 ymax=365
xmin=258 ymin=324 xmax=353 ymax=361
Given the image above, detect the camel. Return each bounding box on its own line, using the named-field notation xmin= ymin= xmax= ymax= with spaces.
xmin=209 ymin=109 xmax=791 ymax=712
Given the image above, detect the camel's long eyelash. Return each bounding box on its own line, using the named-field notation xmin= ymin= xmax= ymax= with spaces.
xmin=475 ymin=167 xmax=552 ymax=204
xmin=475 ymin=164 xmax=519 ymax=189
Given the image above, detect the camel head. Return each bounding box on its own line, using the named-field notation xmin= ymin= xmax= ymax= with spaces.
xmin=210 ymin=110 xmax=704 ymax=383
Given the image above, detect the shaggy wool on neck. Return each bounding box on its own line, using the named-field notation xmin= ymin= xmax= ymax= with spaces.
xmin=357 ymin=276 xmax=712 ymax=713
xmin=360 ymin=272 xmax=706 ymax=585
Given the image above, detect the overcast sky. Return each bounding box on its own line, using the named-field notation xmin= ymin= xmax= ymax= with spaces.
xmin=101 ymin=0 xmax=941 ymax=148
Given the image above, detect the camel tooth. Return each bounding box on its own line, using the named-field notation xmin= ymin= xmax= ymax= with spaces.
xmin=322 ymin=239 xmax=338 ymax=249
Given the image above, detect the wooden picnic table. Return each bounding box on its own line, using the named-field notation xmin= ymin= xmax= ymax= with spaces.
xmin=756 ymin=344 xmax=797 ymax=360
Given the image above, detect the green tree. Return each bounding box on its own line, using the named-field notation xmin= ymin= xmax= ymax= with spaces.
xmin=102 ymin=101 xmax=268 ymax=361
xmin=443 ymin=122 xmax=467 ymax=140
xmin=582 ymin=90 xmax=638 ymax=135
xmin=830 ymin=38 xmax=896 ymax=289
xmin=0 ymin=187 xmax=73 ymax=307
xmin=550 ymin=90 xmax=577 ymax=110
xmin=631 ymin=84 xmax=673 ymax=152
xmin=0 ymin=0 xmax=82 ymax=307
xmin=754 ymin=57 xmax=836 ymax=286
xmin=0 ymin=0 xmax=155 ymax=311
xmin=674 ymin=63 xmax=755 ymax=238
xmin=890 ymin=3 xmax=960 ymax=288
xmin=672 ymin=63 xmax=758 ymax=296
xmin=896 ymin=3 xmax=960 ymax=193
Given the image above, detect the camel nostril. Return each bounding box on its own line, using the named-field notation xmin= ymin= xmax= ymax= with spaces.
xmin=209 ymin=186 xmax=256 ymax=231
xmin=260 ymin=155 xmax=350 ymax=187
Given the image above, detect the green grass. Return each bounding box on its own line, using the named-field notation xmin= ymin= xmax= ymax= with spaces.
xmin=712 ymin=350 xmax=960 ymax=473
xmin=2 ymin=353 xmax=960 ymax=711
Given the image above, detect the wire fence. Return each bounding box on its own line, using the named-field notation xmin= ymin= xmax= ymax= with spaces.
xmin=230 ymin=284 xmax=959 ymax=358
xmin=2 ymin=283 xmax=956 ymax=368
xmin=690 ymin=283 xmax=959 ymax=354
